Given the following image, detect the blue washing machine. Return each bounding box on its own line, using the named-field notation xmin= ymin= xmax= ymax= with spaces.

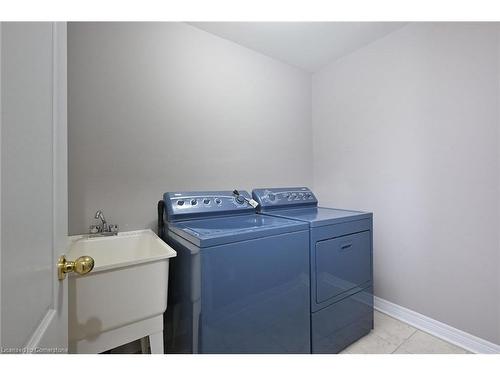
xmin=252 ymin=187 xmax=374 ymax=353
xmin=161 ymin=190 xmax=311 ymax=353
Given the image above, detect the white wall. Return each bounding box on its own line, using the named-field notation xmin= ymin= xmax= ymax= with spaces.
xmin=312 ymin=23 xmax=500 ymax=344
xmin=68 ymin=22 xmax=312 ymax=234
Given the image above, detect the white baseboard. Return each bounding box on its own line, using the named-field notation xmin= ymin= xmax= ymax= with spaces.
xmin=374 ymin=296 xmax=500 ymax=354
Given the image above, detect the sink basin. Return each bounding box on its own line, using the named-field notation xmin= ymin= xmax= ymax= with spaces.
xmin=67 ymin=229 xmax=176 ymax=354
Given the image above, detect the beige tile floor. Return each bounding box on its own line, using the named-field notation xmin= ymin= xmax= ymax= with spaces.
xmin=341 ymin=311 xmax=470 ymax=354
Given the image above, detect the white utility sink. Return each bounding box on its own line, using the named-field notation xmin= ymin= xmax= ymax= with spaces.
xmin=67 ymin=229 xmax=176 ymax=354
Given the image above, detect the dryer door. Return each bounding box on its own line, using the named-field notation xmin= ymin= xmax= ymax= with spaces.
xmin=315 ymin=231 xmax=371 ymax=304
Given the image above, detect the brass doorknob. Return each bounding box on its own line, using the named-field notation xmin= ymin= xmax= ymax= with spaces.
xmin=57 ymin=255 xmax=95 ymax=280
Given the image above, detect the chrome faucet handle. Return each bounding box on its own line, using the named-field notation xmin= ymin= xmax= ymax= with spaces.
xmin=89 ymin=224 xmax=101 ymax=234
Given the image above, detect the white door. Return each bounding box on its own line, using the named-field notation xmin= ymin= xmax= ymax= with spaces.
xmin=0 ymin=22 xmax=68 ymax=353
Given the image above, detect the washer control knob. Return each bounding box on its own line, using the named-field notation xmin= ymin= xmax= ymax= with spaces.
xmin=215 ymin=198 xmax=222 ymax=205
xmin=235 ymin=195 xmax=245 ymax=204
xmin=191 ymin=199 xmax=197 ymax=206
xmin=203 ymin=199 xmax=210 ymax=205
xmin=177 ymin=200 xmax=185 ymax=206
xmin=268 ymin=193 xmax=276 ymax=201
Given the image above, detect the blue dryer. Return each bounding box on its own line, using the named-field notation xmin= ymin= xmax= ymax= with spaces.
xmin=252 ymin=187 xmax=374 ymax=353
xmin=162 ymin=190 xmax=310 ymax=353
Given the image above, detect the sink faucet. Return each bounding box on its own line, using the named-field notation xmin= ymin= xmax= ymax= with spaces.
xmin=89 ymin=210 xmax=119 ymax=237
xmin=94 ymin=210 xmax=108 ymax=232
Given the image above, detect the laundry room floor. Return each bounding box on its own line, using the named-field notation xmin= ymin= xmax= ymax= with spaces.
xmin=340 ymin=311 xmax=470 ymax=354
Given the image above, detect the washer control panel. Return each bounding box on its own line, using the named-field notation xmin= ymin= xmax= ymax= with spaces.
xmin=252 ymin=187 xmax=318 ymax=212
xmin=164 ymin=190 xmax=254 ymax=221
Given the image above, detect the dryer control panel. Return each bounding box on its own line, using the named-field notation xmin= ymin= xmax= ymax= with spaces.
xmin=164 ymin=190 xmax=254 ymax=221
xmin=252 ymin=187 xmax=318 ymax=212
